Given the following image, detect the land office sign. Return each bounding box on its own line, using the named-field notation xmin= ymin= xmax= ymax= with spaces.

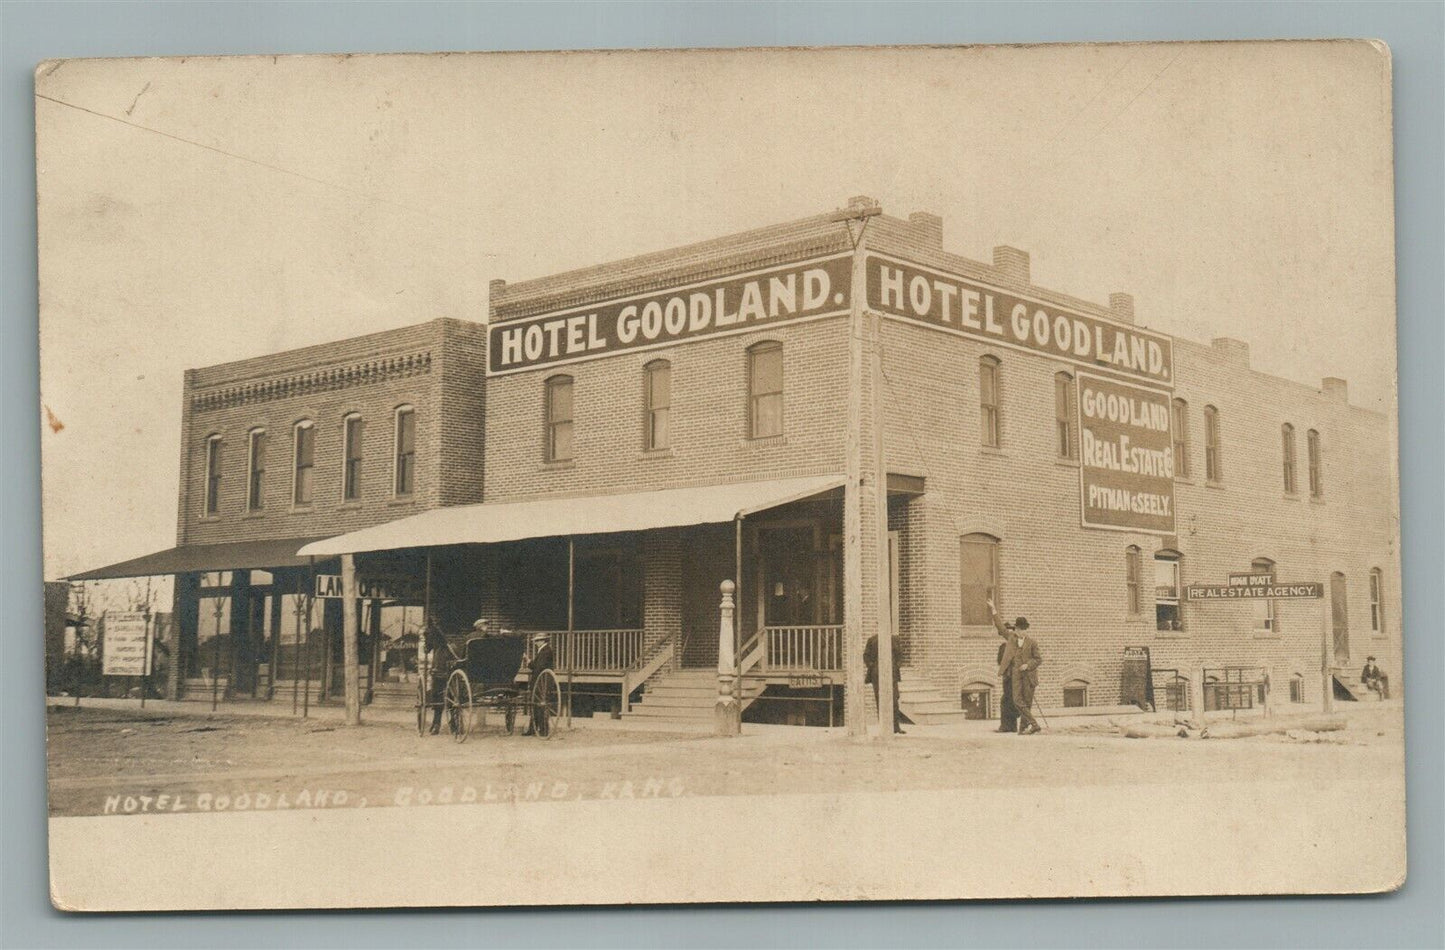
xmin=1077 ymin=372 xmax=1176 ymax=535
xmin=866 ymin=254 xmax=1174 ymax=387
xmin=488 ymin=254 xmax=853 ymax=375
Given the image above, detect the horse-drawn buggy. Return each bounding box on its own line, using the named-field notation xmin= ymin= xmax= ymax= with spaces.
xmin=417 ymin=629 xmax=562 ymax=742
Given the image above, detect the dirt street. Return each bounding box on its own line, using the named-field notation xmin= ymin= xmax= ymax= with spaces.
xmin=46 ymin=702 xmax=1403 ymax=818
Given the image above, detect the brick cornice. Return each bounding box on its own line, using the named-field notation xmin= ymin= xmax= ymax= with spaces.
xmin=190 ymin=351 xmax=433 ymax=413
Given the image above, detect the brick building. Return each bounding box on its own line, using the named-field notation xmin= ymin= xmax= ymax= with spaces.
xmin=72 ymin=199 xmax=1402 ymax=725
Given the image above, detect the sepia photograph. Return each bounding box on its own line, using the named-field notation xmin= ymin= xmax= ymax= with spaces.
xmin=36 ymin=40 xmax=1406 ymax=911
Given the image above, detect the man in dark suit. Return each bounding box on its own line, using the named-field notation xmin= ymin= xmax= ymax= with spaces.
xmin=990 ymin=598 xmax=1043 ymax=734
xmin=863 ymin=633 xmax=904 ymax=734
xmin=995 ymin=636 xmax=1019 ymax=733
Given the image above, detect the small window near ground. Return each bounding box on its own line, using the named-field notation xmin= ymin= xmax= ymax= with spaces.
xmin=1062 ymin=684 xmax=1088 ymax=708
xmin=960 ymin=687 xmax=991 ymax=720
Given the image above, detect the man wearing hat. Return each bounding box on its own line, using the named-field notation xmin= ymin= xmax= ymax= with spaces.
xmin=989 ymin=598 xmax=1043 ymax=734
xmin=521 ymin=633 xmax=555 ymax=736
xmin=1360 ymin=655 xmax=1390 ymax=700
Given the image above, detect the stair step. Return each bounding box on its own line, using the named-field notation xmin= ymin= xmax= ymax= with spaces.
xmin=629 ymin=705 xmax=714 ymax=718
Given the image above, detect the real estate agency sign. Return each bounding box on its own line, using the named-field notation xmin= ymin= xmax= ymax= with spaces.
xmin=1076 ymin=372 xmax=1176 ymax=535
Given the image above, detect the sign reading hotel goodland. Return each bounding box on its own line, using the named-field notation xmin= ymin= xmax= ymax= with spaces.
xmin=866 ymin=254 xmax=1174 ymax=387
xmin=489 ymin=254 xmax=853 ymax=374
xmin=1076 ymin=372 xmax=1176 ymax=535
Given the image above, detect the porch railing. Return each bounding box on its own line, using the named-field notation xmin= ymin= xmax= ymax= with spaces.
xmin=764 ymin=625 xmax=844 ymax=672
xmin=525 ymin=629 xmax=645 ymax=672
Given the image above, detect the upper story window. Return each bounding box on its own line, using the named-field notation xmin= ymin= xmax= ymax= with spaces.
xmin=393 ymin=405 xmax=416 ymax=496
xmin=1054 ymin=372 xmax=1076 ymax=460
xmin=545 ymin=376 xmax=574 ymax=462
xmin=1125 ymin=545 xmax=1142 ymax=616
xmin=747 ymin=341 xmax=783 ymax=439
xmin=1307 ymin=428 xmax=1323 ymax=498
xmin=959 ymin=533 xmax=1000 ymax=627
xmin=342 ymin=413 xmax=364 ymax=501
xmin=1369 ymin=568 xmax=1385 ymax=633
xmin=979 ymin=355 xmax=1001 ymax=448
xmin=292 ymin=420 xmax=315 ymax=506
xmin=203 ymin=434 xmax=223 ymax=516
xmin=1204 ymin=405 xmax=1222 ymax=482
xmin=246 ymin=429 xmax=266 ymax=512
xmin=1155 ymin=551 xmax=1183 ymax=632
xmin=1252 ymin=556 xmax=1277 ymax=633
xmin=1281 ymin=423 xmax=1298 ymax=494
xmin=1171 ymin=398 xmax=1190 ymax=478
xmin=644 ymin=360 xmax=671 ymax=451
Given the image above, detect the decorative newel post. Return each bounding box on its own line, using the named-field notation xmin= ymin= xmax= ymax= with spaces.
xmin=716 ymin=580 xmax=740 ymax=736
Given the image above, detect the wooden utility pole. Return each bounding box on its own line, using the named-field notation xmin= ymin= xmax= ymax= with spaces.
xmin=836 ymin=196 xmax=882 ymax=738
xmin=872 ymin=308 xmax=896 ymax=741
xmin=340 ymin=553 xmax=362 ymax=726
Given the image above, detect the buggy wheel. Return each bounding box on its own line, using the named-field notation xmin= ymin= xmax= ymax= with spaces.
xmin=415 ymin=678 xmax=427 ymax=736
xmin=529 ymin=669 xmax=561 ymax=738
xmin=504 ymin=701 xmax=517 ymax=735
xmin=445 ymin=669 xmax=472 ymax=744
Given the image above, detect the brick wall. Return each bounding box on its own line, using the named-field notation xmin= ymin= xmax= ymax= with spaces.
xmin=878 ymin=292 xmax=1401 ymax=709
xmin=178 ymin=318 xmax=486 ymax=546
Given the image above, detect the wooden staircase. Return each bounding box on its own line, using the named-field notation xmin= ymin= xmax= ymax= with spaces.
xmin=1332 ymin=668 xmax=1383 ymax=703
xmin=626 ymin=668 xmax=766 ymax=722
xmin=896 ymin=668 xmax=967 ymax=725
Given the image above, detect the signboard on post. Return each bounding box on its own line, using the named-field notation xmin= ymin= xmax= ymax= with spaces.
xmin=1076 ymin=372 xmax=1176 ymax=535
xmin=1120 ymin=646 xmax=1155 ymax=710
xmin=101 ymin=611 xmax=152 ymax=677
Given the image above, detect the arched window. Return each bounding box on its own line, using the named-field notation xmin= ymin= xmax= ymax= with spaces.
xmin=979 ymin=356 xmax=1001 ymax=447
xmin=203 ymin=434 xmax=223 ymax=516
xmin=1289 ymin=672 xmax=1305 ymax=703
xmin=1307 ymin=428 xmax=1323 ymax=497
xmin=1154 ymin=550 xmax=1183 ymax=632
xmin=959 ymin=533 xmax=1000 ymax=627
xmin=1125 ymin=545 xmax=1142 ymax=616
xmin=292 ymin=420 xmax=315 ymax=506
xmin=1369 ymin=567 xmax=1385 ymax=633
xmin=643 ymin=359 xmax=671 ymax=451
xmin=1252 ymin=557 xmax=1277 ymax=633
xmin=1282 ymin=423 xmax=1297 ymax=494
xmin=246 ymin=428 xmax=266 ymax=512
xmin=1330 ymin=572 xmax=1350 ymax=662
xmin=544 ymin=376 xmax=573 ymax=462
xmin=342 ymin=413 xmax=364 ymax=501
xmin=747 ymin=341 xmax=783 ymax=439
xmin=1054 ymin=371 xmax=1076 ymax=459
xmin=1171 ymin=398 xmax=1190 ymax=478
xmin=393 ymin=405 xmax=416 ymax=496
xmin=1203 ymin=405 xmax=1222 ymax=482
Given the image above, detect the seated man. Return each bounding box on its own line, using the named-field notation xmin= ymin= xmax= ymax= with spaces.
xmin=1360 ymin=656 xmax=1390 ymax=699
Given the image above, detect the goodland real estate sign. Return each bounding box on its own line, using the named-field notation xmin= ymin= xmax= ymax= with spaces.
xmin=1077 ymin=372 xmax=1176 ymax=535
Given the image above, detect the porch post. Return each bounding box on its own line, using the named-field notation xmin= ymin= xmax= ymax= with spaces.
xmin=340 ymin=553 xmax=362 ymax=726
xmin=716 ymin=580 xmax=740 ymax=735
xmin=566 ymin=538 xmax=575 ymax=727
xmin=835 ymin=197 xmax=880 ymax=738
xmin=872 ymin=310 xmax=896 ymax=741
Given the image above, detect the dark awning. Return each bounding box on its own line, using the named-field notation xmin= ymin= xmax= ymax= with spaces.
xmin=67 ymin=536 xmax=335 ymax=580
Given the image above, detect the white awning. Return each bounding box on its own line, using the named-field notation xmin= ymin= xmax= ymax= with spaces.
xmin=295 ymin=474 xmax=845 ymax=557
